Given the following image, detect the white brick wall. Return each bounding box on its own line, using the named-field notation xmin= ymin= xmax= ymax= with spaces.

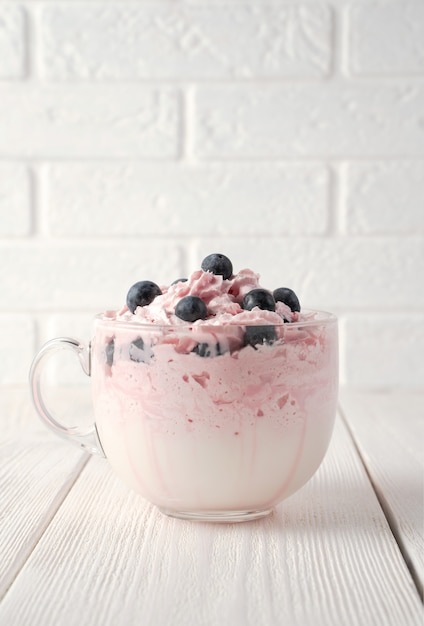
xmin=0 ymin=6 xmax=26 ymax=79
xmin=0 ymin=0 xmax=423 ymax=391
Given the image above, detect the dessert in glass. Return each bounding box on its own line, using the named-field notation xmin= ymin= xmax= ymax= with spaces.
xmin=31 ymin=253 xmax=338 ymax=522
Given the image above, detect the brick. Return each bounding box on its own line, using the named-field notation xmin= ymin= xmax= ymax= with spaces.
xmin=0 ymin=243 xmax=183 ymax=311
xmin=0 ymin=88 xmax=180 ymax=158
xmin=0 ymin=6 xmax=26 ymax=79
xmin=343 ymin=161 xmax=424 ymax=234
xmin=0 ymin=315 xmax=35 ymax=385
xmin=44 ymin=314 xmax=94 ymax=346
xmin=349 ymin=4 xmax=424 ymax=75
xmin=0 ymin=164 xmax=32 ymax=236
xmin=342 ymin=314 xmax=424 ymax=389
xmin=192 ymin=238 xmax=424 ymax=310
xmin=193 ymin=84 xmax=424 ymax=158
xmin=46 ymin=163 xmax=330 ymax=236
xmin=40 ymin=4 xmax=331 ymax=80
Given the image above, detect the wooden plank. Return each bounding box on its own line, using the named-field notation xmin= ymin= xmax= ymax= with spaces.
xmin=0 ymin=387 xmax=39 ymax=437
xmin=0 ymin=434 xmax=88 ymax=600
xmin=340 ymin=390 xmax=424 ymax=600
xmin=0 ymin=416 xmax=422 ymax=626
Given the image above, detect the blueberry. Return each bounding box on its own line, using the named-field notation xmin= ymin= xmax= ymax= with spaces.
xmin=244 ymin=325 xmax=277 ymax=348
xmin=171 ymin=278 xmax=188 ymax=285
xmin=105 ymin=339 xmax=115 ymax=366
xmin=242 ymin=289 xmax=276 ymax=312
xmin=126 ymin=280 xmax=162 ymax=314
xmin=273 ymin=287 xmax=301 ymax=312
xmin=129 ymin=337 xmax=145 ymax=363
xmin=193 ymin=342 xmax=222 ymax=358
xmin=201 ymin=253 xmax=233 ymax=280
xmin=175 ymin=296 xmax=208 ymax=322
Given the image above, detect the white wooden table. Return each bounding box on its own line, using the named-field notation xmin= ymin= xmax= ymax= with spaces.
xmin=0 ymin=387 xmax=423 ymax=626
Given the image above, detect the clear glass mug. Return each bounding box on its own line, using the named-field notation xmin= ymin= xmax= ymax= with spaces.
xmin=30 ymin=311 xmax=338 ymax=522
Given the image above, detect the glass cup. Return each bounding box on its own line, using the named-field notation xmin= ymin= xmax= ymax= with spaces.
xmin=30 ymin=310 xmax=338 ymax=522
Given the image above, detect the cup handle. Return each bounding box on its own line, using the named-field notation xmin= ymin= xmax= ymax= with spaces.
xmin=30 ymin=337 xmax=105 ymax=457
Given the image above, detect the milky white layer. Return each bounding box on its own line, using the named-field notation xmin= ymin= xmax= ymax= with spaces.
xmin=92 ymin=314 xmax=338 ymax=513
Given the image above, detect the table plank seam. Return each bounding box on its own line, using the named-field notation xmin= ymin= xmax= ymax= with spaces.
xmin=338 ymin=402 xmax=423 ymax=604
xmin=0 ymin=452 xmax=91 ymax=604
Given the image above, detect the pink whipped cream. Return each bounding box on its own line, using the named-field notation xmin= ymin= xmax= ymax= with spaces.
xmin=118 ymin=268 xmax=297 ymax=327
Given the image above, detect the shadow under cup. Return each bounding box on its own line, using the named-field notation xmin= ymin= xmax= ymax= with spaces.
xmin=89 ymin=310 xmax=338 ymax=521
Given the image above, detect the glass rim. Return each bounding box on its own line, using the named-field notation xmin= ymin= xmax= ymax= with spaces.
xmin=94 ymin=308 xmax=337 ymax=331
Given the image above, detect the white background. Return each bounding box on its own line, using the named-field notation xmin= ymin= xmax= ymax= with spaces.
xmin=0 ymin=0 xmax=423 ymax=390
